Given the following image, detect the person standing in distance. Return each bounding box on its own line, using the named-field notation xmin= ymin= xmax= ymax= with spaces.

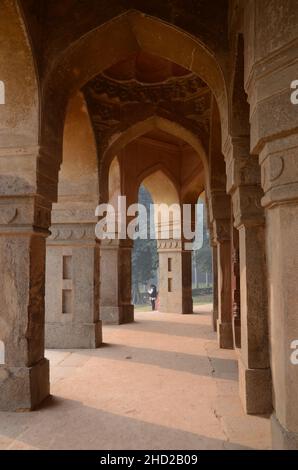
xmin=148 ymin=284 xmax=157 ymax=311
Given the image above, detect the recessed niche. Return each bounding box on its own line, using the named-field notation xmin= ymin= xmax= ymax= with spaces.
xmin=62 ymin=289 xmax=72 ymax=314
xmin=63 ymin=255 xmax=72 ymax=280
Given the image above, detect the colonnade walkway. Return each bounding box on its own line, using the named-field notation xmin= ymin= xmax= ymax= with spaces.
xmin=0 ymin=305 xmax=271 ymax=450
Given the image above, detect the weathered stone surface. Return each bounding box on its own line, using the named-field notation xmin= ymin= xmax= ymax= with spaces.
xmin=0 ymin=197 xmax=50 ymax=410
xmin=238 ymin=357 xmax=272 ymax=415
xmin=157 ymin=239 xmax=193 ymax=315
xmin=45 ymin=229 xmax=101 ymax=349
xmin=100 ymin=239 xmax=134 ymax=325
xmin=0 ymin=359 xmax=49 ymax=412
xmin=0 ymin=0 xmax=297 ymax=452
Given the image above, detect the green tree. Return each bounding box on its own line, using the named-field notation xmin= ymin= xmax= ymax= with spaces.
xmin=132 ymin=186 xmax=158 ymax=304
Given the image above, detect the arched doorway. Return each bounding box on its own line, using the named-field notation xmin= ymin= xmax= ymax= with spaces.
xmin=2 ymin=4 xmax=291 ymax=450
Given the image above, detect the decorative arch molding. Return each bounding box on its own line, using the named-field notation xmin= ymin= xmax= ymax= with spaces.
xmin=108 ymin=155 xmax=121 ymax=206
xmin=99 ymin=115 xmax=210 ymax=203
xmin=137 ymin=163 xmax=180 ymax=202
xmin=41 ymin=9 xmax=229 ymax=201
xmin=0 ymin=1 xmax=39 ymax=181
xmin=57 ymin=91 xmax=99 ymax=202
xmin=141 ymin=168 xmax=181 ymax=240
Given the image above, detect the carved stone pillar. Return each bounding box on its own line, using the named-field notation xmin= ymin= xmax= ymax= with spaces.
xmin=232 ymin=184 xmax=271 ymax=414
xmin=231 ymin=223 xmax=241 ymax=349
xmin=157 ymin=239 xmax=193 ymax=314
xmin=45 ymin=203 xmax=102 ymax=348
xmin=212 ymin=244 xmax=218 ymax=332
xmin=242 ymin=6 xmax=298 ymax=441
xmin=223 ymin=133 xmax=272 ymax=413
xmin=0 ymin=195 xmax=50 ymax=410
xmin=213 ymin=219 xmax=233 ymax=349
xmin=100 ymin=238 xmax=134 ymax=324
xmin=210 ymin=190 xmax=233 ymax=349
xmin=259 ymin=136 xmax=298 ymax=449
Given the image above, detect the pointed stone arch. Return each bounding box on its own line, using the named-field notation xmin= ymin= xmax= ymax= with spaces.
xmin=99 ymin=115 xmax=210 ymax=203
xmin=41 ymin=9 xmax=229 ymax=201
xmin=141 ymin=167 xmax=181 ymax=241
xmin=138 ymin=163 xmax=180 ymax=204
xmin=0 ymin=0 xmax=40 ymax=193
xmin=108 ymin=156 xmax=122 ymax=206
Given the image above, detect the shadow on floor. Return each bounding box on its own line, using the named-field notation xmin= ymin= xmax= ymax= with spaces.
xmin=114 ymin=319 xmax=216 ymax=340
xmin=48 ymin=344 xmax=238 ymax=381
xmin=0 ymin=395 xmax=252 ymax=450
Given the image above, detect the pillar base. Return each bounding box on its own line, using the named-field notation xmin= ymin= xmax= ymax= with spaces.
xmin=271 ymin=413 xmax=298 ymax=450
xmin=217 ymin=321 xmax=234 ymax=349
xmin=45 ymin=321 xmax=102 ymax=349
xmin=0 ymin=358 xmax=50 ymax=411
xmin=183 ymin=298 xmax=193 ymax=315
xmin=101 ymin=305 xmax=134 ymax=325
xmin=158 ymin=298 xmax=193 ymax=315
xmin=238 ymin=357 xmax=272 ymax=414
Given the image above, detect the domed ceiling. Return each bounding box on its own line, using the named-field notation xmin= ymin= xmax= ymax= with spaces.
xmin=103 ymin=51 xmax=192 ymax=84
xmin=83 ymin=52 xmax=212 ymax=152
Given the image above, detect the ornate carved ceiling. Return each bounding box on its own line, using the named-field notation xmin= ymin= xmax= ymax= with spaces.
xmin=83 ymin=54 xmax=212 ymax=153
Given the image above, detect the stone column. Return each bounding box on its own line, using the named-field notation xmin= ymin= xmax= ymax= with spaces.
xmin=231 ymin=224 xmax=241 ymax=349
xmin=0 ymin=196 xmax=50 ymax=411
xmin=100 ymin=238 xmax=134 ymax=324
xmin=232 ymin=184 xmax=271 ymax=414
xmin=212 ymin=244 xmax=218 ymax=332
xmin=242 ymin=0 xmax=298 ymax=428
xmin=259 ymin=136 xmax=298 ymax=449
xmin=213 ymin=219 xmax=233 ymax=349
xmin=157 ymin=239 xmax=193 ymax=314
xmin=45 ymin=226 xmax=102 ymax=349
xmin=209 ymin=190 xmax=233 ymax=349
xmin=224 ymin=135 xmax=271 ymax=413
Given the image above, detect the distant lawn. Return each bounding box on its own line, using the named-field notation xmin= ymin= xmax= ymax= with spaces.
xmin=134 ymin=303 xmax=153 ymax=312
xmin=193 ymin=294 xmax=213 ymax=305
xmin=135 ymin=294 xmax=213 ymax=312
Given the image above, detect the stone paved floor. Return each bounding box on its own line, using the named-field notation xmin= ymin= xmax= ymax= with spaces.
xmin=0 ymin=305 xmax=271 ymax=450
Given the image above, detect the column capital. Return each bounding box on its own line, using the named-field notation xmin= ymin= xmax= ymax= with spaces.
xmin=208 ymin=225 xmax=217 ymax=247
xmin=51 ymin=199 xmax=98 ymax=225
xmin=48 ymin=222 xmax=97 ymax=245
xmin=100 ymin=237 xmax=133 ymax=249
xmin=209 ymin=189 xmax=231 ymax=223
xmin=223 ymin=134 xmax=263 ymax=194
xmin=259 ymin=135 xmax=298 ymax=208
xmin=223 ymin=135 xmax=250 ymax=163
xmin=244 ymin=38 xmax=298 ymax=154
xmin=157 ymin=238 xmax=183 ymax=252
xmin=0 ymin=195 xmax=51 ymax=236
xmin=212 ymin=219 xmax=230 ymax=243
xmin=232 ymin=185 xmax=265 ymax=228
